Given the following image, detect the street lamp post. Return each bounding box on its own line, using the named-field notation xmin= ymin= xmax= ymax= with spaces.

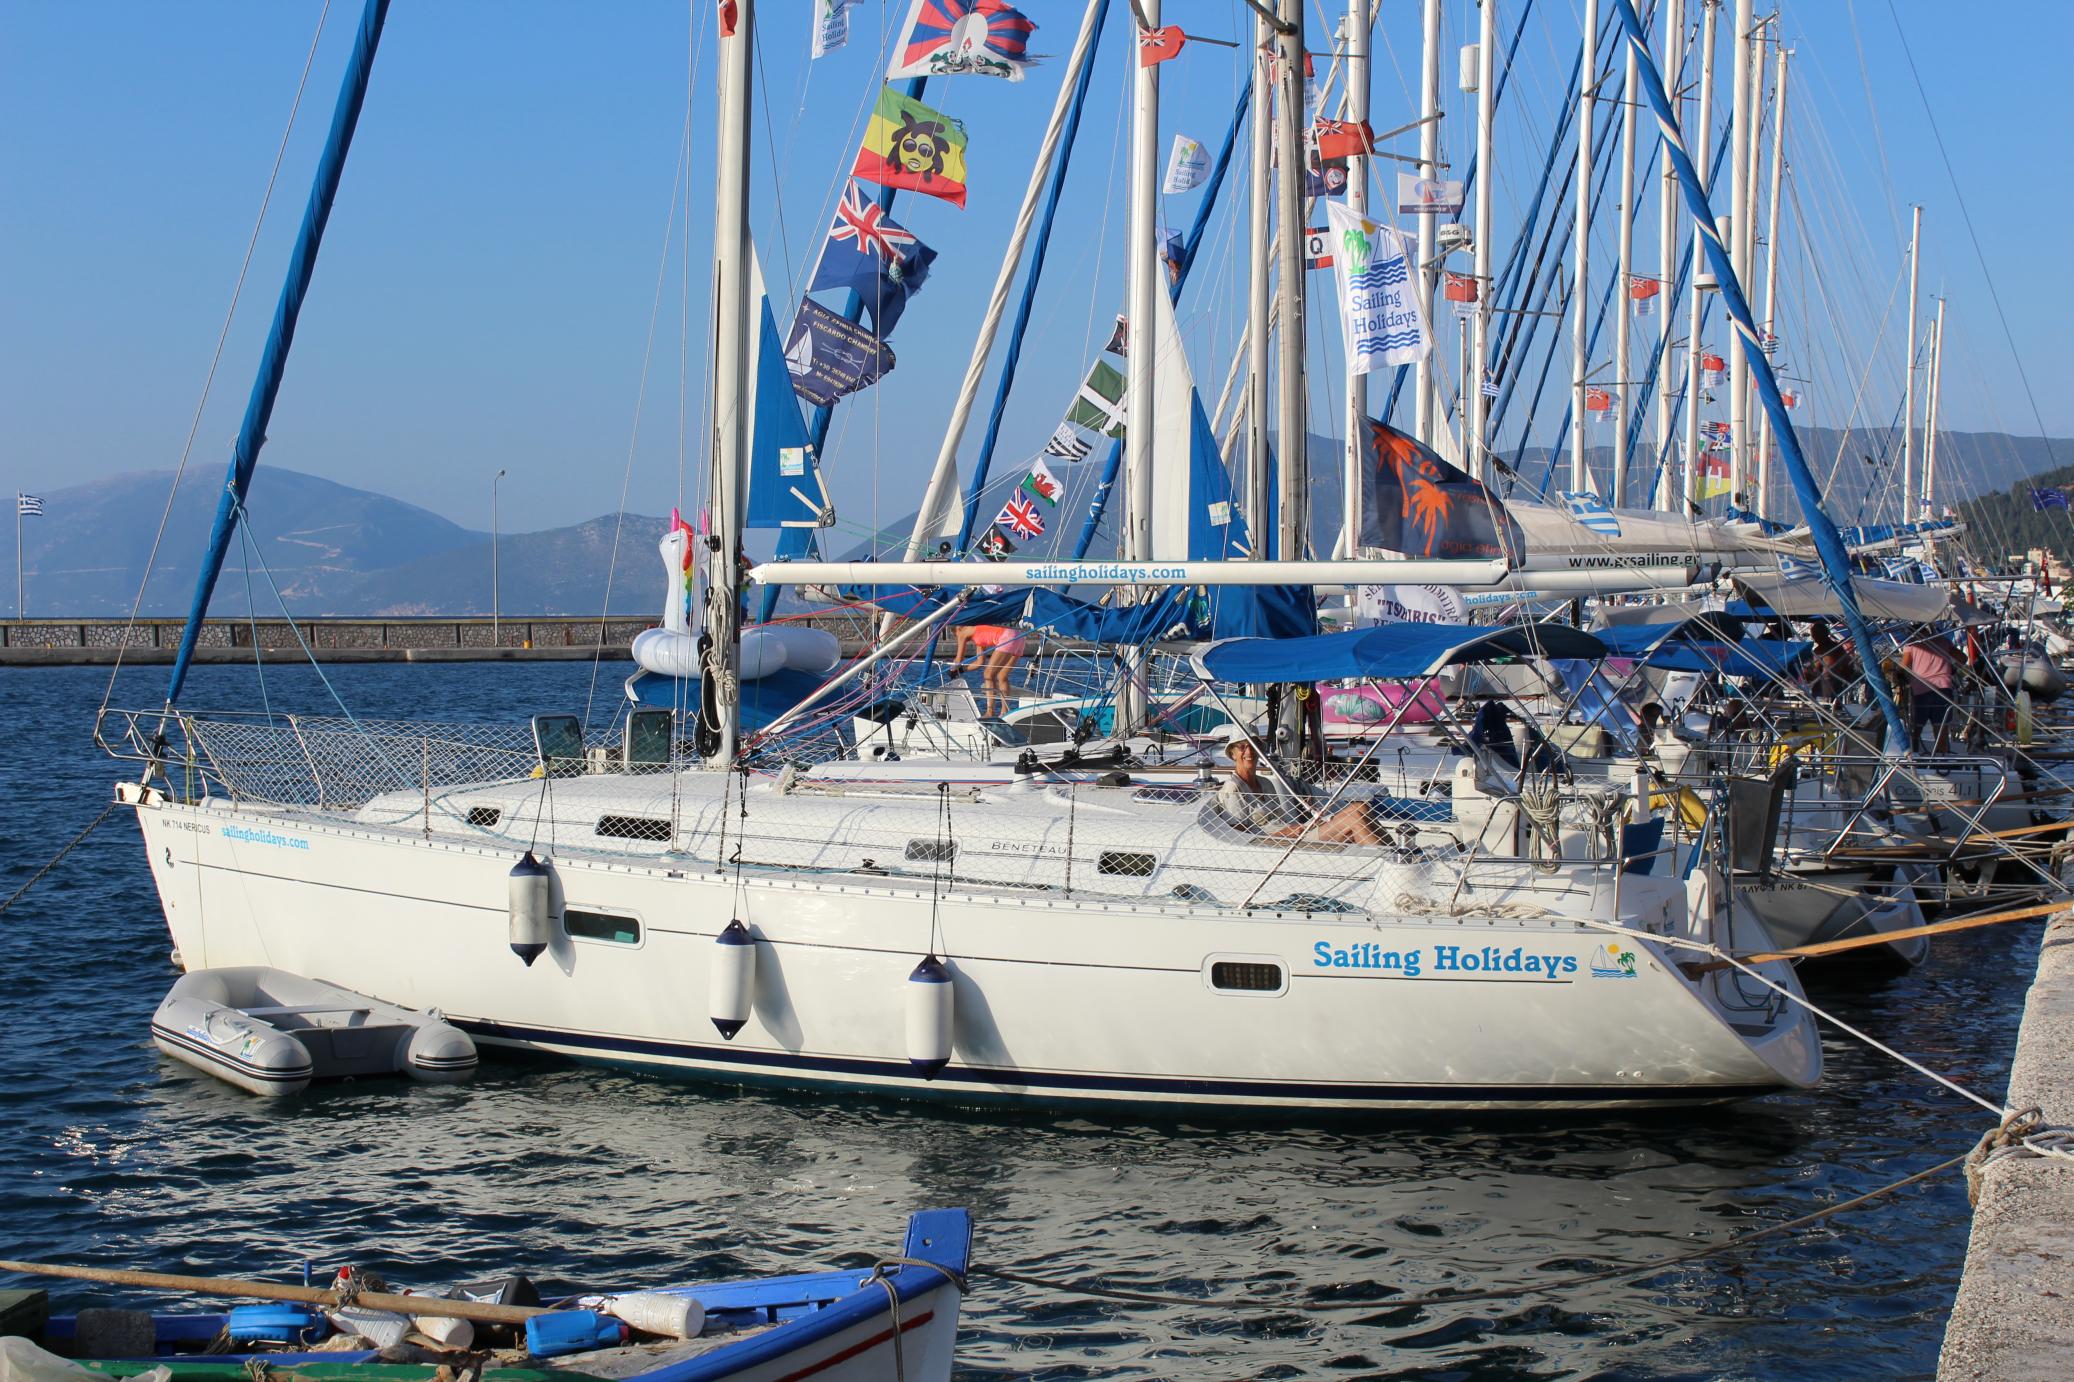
xmin=491 ymin=468 xmax=506 ymax=642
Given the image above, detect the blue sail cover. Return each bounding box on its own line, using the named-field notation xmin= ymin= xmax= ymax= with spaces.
xmin=1194 ymin=623 xmax=1608 ymax=684
xmin=745 ymin=287 xmax=827 ymax=530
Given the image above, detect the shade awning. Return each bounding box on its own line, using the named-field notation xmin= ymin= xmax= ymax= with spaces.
xmin=1192 ymin=622 xmax=1608 ymax=683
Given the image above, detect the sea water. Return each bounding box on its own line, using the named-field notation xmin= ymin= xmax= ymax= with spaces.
xmin=0 ymin=661 xmax=2026 ymax=1379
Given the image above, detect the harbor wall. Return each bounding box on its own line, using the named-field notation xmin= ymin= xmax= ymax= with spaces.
xmin=1939 ymin=910 xmax=2074 ymax=1378
xmin=0 ymin=614 xmax=881 ymax=664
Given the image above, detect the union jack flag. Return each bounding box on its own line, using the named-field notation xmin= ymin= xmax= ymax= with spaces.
xmin=996 ymin=493 xmax=1045 ymax=540
xmin=830 ymin=180 xmax=916 ymax=262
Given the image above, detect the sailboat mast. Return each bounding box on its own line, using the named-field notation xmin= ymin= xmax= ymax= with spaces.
xmin=163 ymin=0 xmax=392 ymax=708
xmin=1274 ymin=0 xmax=1307 ymax=561
xmin=1754 ymin=38 xmax=1787 ymax=515
xmin=907 ymin=0 xmax=1108 ymax=561
xmin=1571 ymin=0 xmax=1598 ymax=493
xmin=1413 ymin=0 xmax=1441 ymax=447
xmin=1679 ymin=0 xmax=1717 ymax=511
xmin=1653 ymin=0 xmax=1684 ymax=509
xmin=1613 ymin=25 xmax=1639 ymax=505
xmin=706 ymin=0 xmax=755 ymax=768
xmin=1247 ymin=7 xmax=1273 ymax=549
xmin=1902 ymin=203 xmax=1923 ymax=526
xmin=1339 ymin=0 xmax=1371 ymax=557
xmin=1725 ymin=0 xmax=1752 ymax=504
xmin=1923 ymin=295 xmax=1946 ymax=518
xmin=1468 ymin=0 xmax=1497 ymax=479
xmin=1125 ymin=0 xmax=1162 ymax=566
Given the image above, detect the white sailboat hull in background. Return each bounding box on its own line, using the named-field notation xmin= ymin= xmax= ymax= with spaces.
xmin=128 ymin=776 xmax=1820 ymax=1112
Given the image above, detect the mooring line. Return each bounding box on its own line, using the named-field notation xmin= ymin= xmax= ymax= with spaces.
xmin=0 ymin=800 xmax=118 ymax=918
xmin=972 ymin=1150 xmax=1967 ymax=1317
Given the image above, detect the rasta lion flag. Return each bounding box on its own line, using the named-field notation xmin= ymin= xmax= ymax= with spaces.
xmin=854 ymin=87 xmax=970 ymax=207
xmin=889 ymin=0 xmax=1037 ymax=83
xmin=1358 ymin=416 xmax=1522 ymax=560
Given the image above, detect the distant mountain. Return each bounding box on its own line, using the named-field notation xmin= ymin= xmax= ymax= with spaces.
xmin=0 ymin=467 xmax=665 ymax=616
xmin=339 ymin=514 xmax=671 ymax=616
xmin=2 ymin=468 xmax=480 ymax=616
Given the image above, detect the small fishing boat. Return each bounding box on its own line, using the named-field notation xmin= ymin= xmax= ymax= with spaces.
xmin=151 ymin=967 xmax=477 ymax=1097
xmin=2 ymin=1209 xmax=970 ymax=1382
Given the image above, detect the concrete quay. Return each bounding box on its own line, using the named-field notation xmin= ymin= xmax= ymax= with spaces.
xmin=0 ymin=614 xmax=880 ymax=665
xmin=1939 ymin=910 xmax=2074 ymax=1378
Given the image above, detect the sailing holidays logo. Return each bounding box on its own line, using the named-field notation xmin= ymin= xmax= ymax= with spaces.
xmin=1589 ymin=942 xmax=1640 ymax=979
xmin=1311 ymin=941 xmax=1581 ymax=980
xmin=221 ymin=824 xmax=310 ymax=851
xmin=1325 ymin=201 xmax=1430 ymax=374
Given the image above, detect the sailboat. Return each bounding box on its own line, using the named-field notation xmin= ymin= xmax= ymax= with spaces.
xmin=100 ymin=0 xmax=1837 ymax=1114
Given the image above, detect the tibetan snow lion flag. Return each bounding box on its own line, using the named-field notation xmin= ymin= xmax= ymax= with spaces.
xmin=889 ymin=0 xmax=1036 ymax=83
xmin=854 ymin=88 xmax=971 ymax=207
xmin=1358 ymin=417 xmax=1521 ymax=560
xmin=1325 ymin=200 xmax=1429 ymax=374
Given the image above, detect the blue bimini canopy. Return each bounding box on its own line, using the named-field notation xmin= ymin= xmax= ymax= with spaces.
xmin=1591 ymin=614 xmax=1747 ymax=660
xmin=1192 ymin=622 xmax=1608 ymax=684
xmin=1646 ymin=636 xmax=1809 ymax=680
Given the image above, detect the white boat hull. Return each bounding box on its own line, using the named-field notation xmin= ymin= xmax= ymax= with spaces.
xmin=129 ymin=784 xmax=1820 ymax=1111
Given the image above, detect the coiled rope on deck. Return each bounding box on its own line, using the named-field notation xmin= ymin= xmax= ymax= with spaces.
xmin=971 ymin=1149 xmax=1967 ymax=1317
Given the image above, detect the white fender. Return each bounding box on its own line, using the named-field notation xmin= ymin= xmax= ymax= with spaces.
xmin=904 ymin=955 xmax=954 ymax=1079
xmin=508 ymin=852 xmax=553 ymax=966
xmin=709 ymin=920 xmax=756 ymax=1040
xmin=605 ymin=1293 xmax=704 ymax=1341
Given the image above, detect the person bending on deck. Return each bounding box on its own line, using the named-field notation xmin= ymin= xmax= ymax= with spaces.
xmin=1219 ymin=741 xmax=1385 ymax=845
xmin=949 ymin=624 xmax=1028 ymax=718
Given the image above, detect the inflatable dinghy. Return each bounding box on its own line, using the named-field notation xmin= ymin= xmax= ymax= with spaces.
xmin=151 ymin=967 xmax=477 ymax=1097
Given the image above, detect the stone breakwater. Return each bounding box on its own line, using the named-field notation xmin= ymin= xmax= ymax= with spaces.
xmin=1939 ymin=910 xmax=2074 ymax=1379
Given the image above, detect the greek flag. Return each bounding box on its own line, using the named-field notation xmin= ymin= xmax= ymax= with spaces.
xmin=16 ymin=494 xmax=41 ymax=516
xmin=1558 ymin=490 xmax=1621 ymax=538
xmin=1325 ymin=201 xmax=1429 ymax=373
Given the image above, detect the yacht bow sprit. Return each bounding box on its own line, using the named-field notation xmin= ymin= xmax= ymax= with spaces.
xmin=98 ymin=0 xmax=2073 ymax=1128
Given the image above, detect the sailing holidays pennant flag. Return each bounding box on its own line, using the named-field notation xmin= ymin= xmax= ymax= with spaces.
xmin=1042 ymin=424 xmax=1092 ymax=462
xmin=1139 ymin=25 xmax=1186 ymax=66
xmin=16 ymin=493 xmax=42 ymax=516
xmin=1559 ymin=490 xmax=1622 ymax=537
xmin=854 ymin=88 xmax=970 ymax=207
xmin=1358 ymin=417 xmax=1522 ymax=559
xmin=1628 ymin=274 xmax=1660 ymax=316
xmin=809 ymin=180 xmax=936 ymax=337
xmin=1162 ymin=134 xmax=1209 ymax=193
xmin=889 ymin=0 xmax=1037 ymax=82
xmin=811 ymin=0 xmax=862 ymax=58
xmin=1022 ymin=456 xmax=1063 ymax=504
xmin=1067 ymin=359 xmax=1128 ymax=436
xmin=1325 ymin=201 xmax=1430 ymax=374
xmin=996 ymin=493 xmax=1046 ymax=540
xmin=785 ymin=297 xmax=895 ymax=407
xmin=1396 ymin=172 xmax=1466 ymax=215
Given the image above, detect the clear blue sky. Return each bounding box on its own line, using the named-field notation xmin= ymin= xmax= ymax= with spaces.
xmin=3 ymin=1 xmax=2067 ymax=545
